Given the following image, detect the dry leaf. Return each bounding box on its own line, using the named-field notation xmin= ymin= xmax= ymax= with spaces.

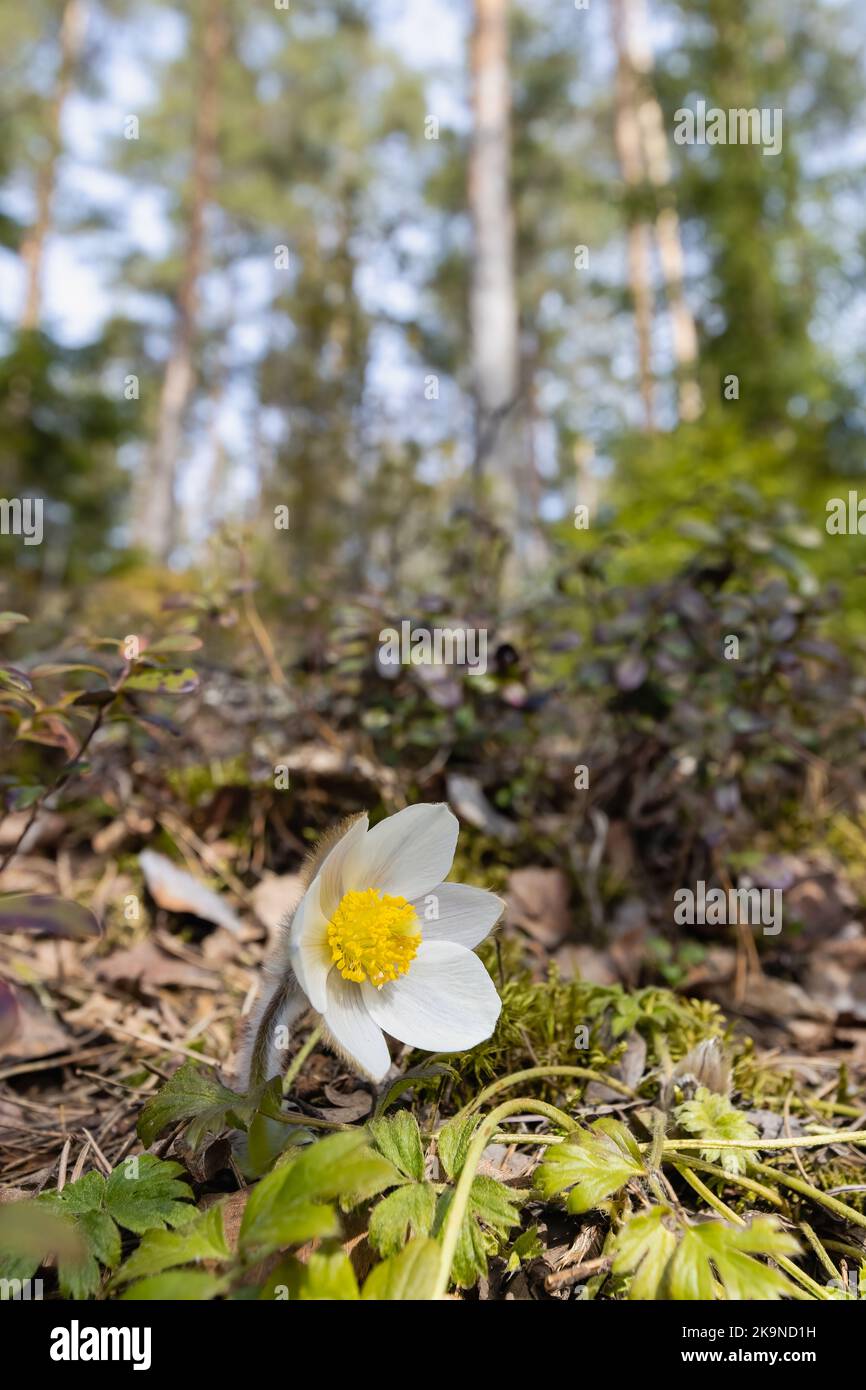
xmin=139 ymin=850 xmax=242 ymax=936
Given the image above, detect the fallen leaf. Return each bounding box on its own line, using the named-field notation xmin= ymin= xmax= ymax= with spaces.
xmin=446 ymin=773 xmax=518 ymax=845
xmin=505 ymin=867 xmax=572 ymax=947
xmin=139 ymin=850 xmax=242 ymax=936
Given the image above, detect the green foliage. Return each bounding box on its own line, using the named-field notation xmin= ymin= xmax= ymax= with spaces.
xmin=435 ymin=1176 xmax=524 ymax=1288
xmin=0 ymin=1156 xmax=194 ymax=1298
xmin=612 ymin=1207 xmax=799 ymax=1301
xmin=369 ymin=1183 xmax=437 ymax=1259
xmin=368 ymin=1111 xmax=426 ymax=1181
xmin=237 ymin=1131 xmax=401 ymax=1262
xmin=611 ymin=1207 xmax=679 ymax=1301
xmin=361 ymin=1238 xmax=441 ymax=1301
xmin=535 ymin=1119 xmax=646 ymax=1215
xmin=668 ymin=1218 xmax=799 ymax=1301
xmin=674 ymin=1088 xmax=761 ymax=1176
xmin=137 ymin=1062 xmax=280 ymax=1149
xmin=112 ymin=1203 xmax=230 ymax=1288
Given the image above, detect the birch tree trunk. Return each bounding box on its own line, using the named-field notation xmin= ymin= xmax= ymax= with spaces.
xmin=134 ymin=0 xmax=226 ymax=559
xmin=468 ymin=0 xmax=527 ymax=567
xmin=613 ymin=0 xmax=702 ymax=424
xmin=19 ymin=0 xmax=85 ymax=331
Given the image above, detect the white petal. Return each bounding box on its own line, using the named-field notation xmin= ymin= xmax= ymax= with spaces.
xmin=343 ymin=803 xmax=458 ymax=900
xmin=362 ymin=940 xmax=500 ymax=1052
xmin=412 ymin=883 xmax=504 ymax=950
xmin=322 ymin=970 xmax=391 ymax=1082
xmin=317 ymin=812 xmax=369 ymax=918
xmin=289 ymin=877 xmax=331 ymax=1013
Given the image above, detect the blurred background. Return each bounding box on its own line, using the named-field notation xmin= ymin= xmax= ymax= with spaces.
xmin=2 ymin=0 xmax=866 ymax=1021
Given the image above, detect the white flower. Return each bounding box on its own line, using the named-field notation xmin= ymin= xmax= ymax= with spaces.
xmin=290 ymin=803 xmax=503 ymax=1082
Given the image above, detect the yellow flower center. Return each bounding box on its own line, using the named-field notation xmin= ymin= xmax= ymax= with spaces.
xmin=327 ymin=887 xmax=421 ymax=987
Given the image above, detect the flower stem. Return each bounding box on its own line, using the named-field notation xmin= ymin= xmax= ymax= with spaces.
xmin=282 ymin=1024 xmax=322 ymax=1095
xmin=658 ymin=1128 xmax=866 ymax=1155
xmin=799 ymin=1223 xmax=841 ymax=1284
xmin=673 ymin=1162 xmax=828 ymax=1301
xmin=431 ymin=1097 xmax=573 ymax=1300
xmin=750 ymin=1160 xmax=866 ymax=1231
xmin=452 ymin=1065 xmax=635 ymax=1127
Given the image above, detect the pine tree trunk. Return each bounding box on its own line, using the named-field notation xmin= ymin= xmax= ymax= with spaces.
xmin=135 ymin=0 xmax=226 ymax=559
xmin=19 ymin=0 xmax=84 ymax=331
xmin=468 ymin=0 xmax=527 ymax=565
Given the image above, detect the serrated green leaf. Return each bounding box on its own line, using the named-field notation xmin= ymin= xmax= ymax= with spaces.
xmin=57 ymin=1248 xmax=103 ymax=1300
xmin=369 ymin=1111 xmax=425 ymax=1181
xmin=535 ymin=1118 xmax=645 ymax=1214
xmin=112 ymin=1203 xmax=229 ymax=1287
xmin=137 ymin=1062 xmax=261 ymax=1148
xmin=435 ymin=1175 xmax=523 ymax=1288
xmin=239 ymin=1131 xmax=400 ymax=1260
xmin=612 ymin=1205 xmax=678 ymax=1299
xmin=362 ymin=1237 xmax=440 ymax=1300
xmin=121 ymin=1270 xmax=229 ymax=1300
xmin=104 ymin=1155 xmax=195 ymax=1235
xmin=667 ymin=1219 xmax=799 ymax=1301
xmin=368 ymin=1183 xmax=436 ymax=1258
xmin=48 ymin=1170 xmax=105 ymax=1215
xmin=437 ymin=1113 xmax=481 ymax=1180
xmin=674 ymin=1087 xmax=760 ymax=1176
xmin=77 ymin=1209 xmax=121 ymax=1271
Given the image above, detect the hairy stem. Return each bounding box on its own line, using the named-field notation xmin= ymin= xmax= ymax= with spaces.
xmin=432 ymin=1097 xmax=573 ymax=1300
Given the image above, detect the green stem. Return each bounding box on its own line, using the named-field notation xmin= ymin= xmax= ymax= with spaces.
xmin=452 ymin=1065 xmax=635 ymax=1125
xmin=431 ymin=1098 xmax=573 ymax=1300
xmin=673 ymin=1156 xmax=785 ymax=1208
xmin=799 ymin=1223 xmax=841 ymax=1284
xmin=674 ymin=1162 xmax=827 ymax=1301
xmin=658 ymin=1128 xmax=866 ymax=1155
xmin=282 ymin=1024 xmax=322 ymax=1095
xmin=751 ymin=1160 xmax=866 ymax=1231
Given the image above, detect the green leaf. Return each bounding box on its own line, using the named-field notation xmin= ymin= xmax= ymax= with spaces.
xmin=368 ymin=1183 xmax=437 ymax=1258
xmin=674 ymin=1087 xmax=760 ymax=1175
xmin=112 ymin=1203 xmax=229 ymax=1287
xmin=104 ymin=1155 xmax=195 ymax=1235
xmin=535 ymin=1118 xmax=645 ymax=1214
xmin=667 ymin=1219 xmax=799 ymax=1301
xmin=137 ymin=1062 xmax=261 ymax=1148
xmin=48 ymin=1170 xmax=105 ymax=1215
xmin=505 ymin=1226 xmax=545 ymax=1272
xmin=264 ymin=1248 xmax=361 ymax=1301
xmin=437 ymin=1114 xmax=481 ymax=1180
xmin=436 ymin=1175 xmax=523 ymax=1288
xmin=124 ymin=667 xmax=199 ymax=694
xmin=239 ymin=1132 xmax=400 ymax=1260
xmin=146 ymin=635 xmax=204 ymax=654
xmin=77 ymin=1210 xmax=121 ymax=1271
xmin=120 ymin=1270 xmax=229 ymax=1300
xmin=362 ymin=1237 xmax=440 ymax=1300
xmin=612 ymin=1206 xmax=678 ymax=1299
xmin=369 ymin=1111 xmax=425 ymax=1181
xmin=279 ymin=1130 xmax=401 ymax=1208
